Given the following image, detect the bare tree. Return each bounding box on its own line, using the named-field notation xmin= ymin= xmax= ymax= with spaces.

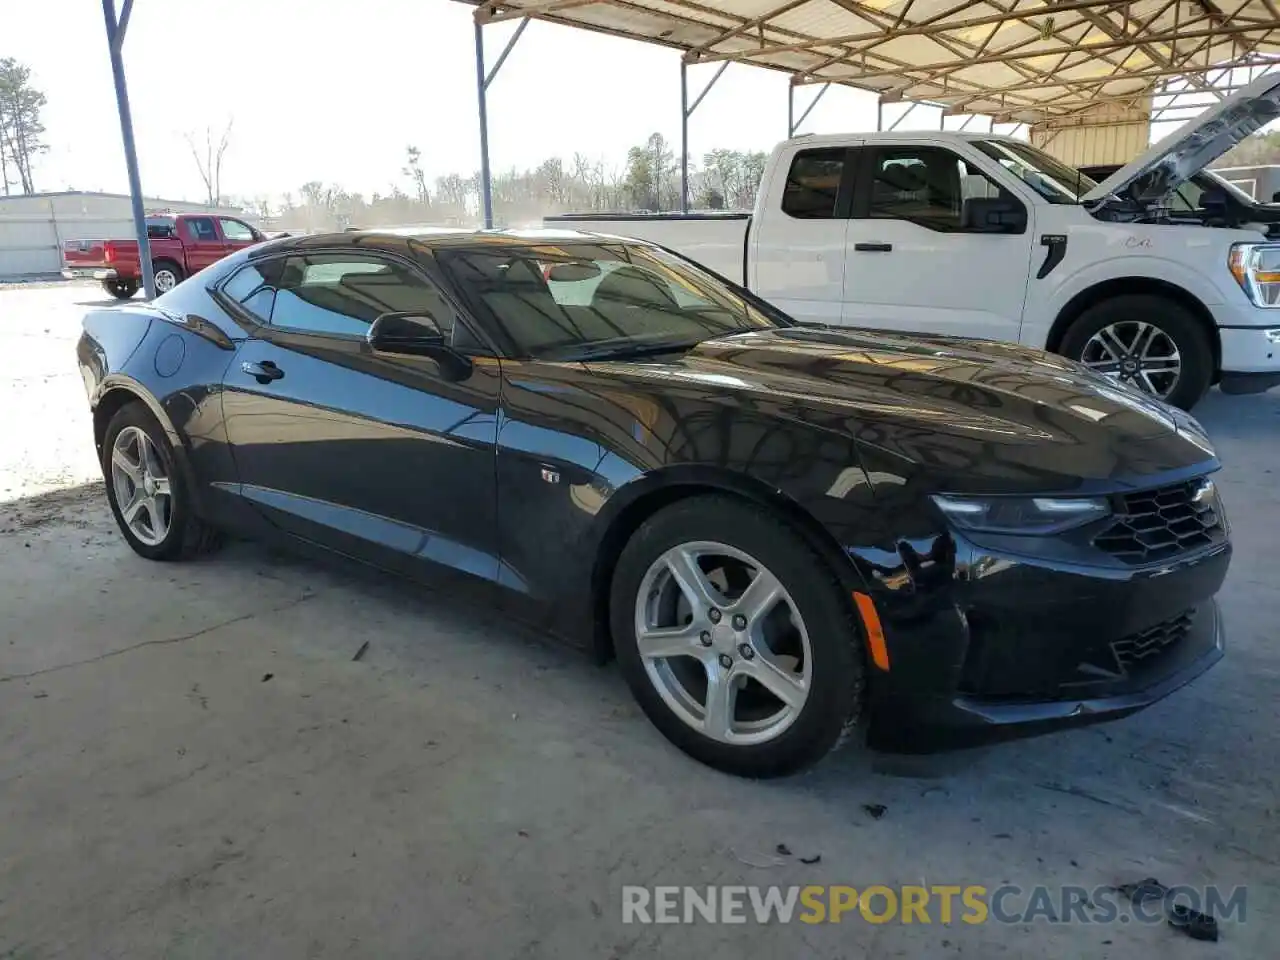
xmin=0 ymin=58 xmax=48 ymax=194
xmin=403 ymin=145 xmax=430 ymax=206
xmin=184 ymin=120 xmax=234 ymax=207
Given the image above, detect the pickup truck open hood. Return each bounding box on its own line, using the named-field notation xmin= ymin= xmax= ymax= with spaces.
xmin=592 ymin=327 xmax=1215 ymax=493
xmin=1082 ymin=71 xmax=1280 ymax=211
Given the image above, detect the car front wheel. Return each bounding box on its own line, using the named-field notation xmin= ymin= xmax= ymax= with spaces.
xmin=610 ymin=495 xmax=866 ymax=777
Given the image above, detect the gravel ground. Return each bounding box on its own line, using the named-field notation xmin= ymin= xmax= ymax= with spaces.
xmin=0 ymin=284 xmax=1277 ymax=959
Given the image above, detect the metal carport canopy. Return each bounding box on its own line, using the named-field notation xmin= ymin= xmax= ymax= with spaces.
xmin=465 ymin=0 xmax=1280 ymax=123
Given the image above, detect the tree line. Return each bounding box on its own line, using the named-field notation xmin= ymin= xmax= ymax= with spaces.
xmin=249 ymin=134 xmax=769 ymax=233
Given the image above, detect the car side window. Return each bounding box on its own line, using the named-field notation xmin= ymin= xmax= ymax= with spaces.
xmin=220 ymin=218 xmax=256 ymax=242
xmin=186 ymin=217 xmax=218 ymax=241
xmin=269 ymin=254 xmax=469 ymax=346
xmin=222 ymin=260 xmax=280 ymax=321
xmin=781 ymin=148 xmax=848 ymax=219
xmin=865 ymin=147 xmax=1009 ymax=232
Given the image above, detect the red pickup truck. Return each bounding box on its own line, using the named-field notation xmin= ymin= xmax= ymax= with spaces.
xmin=62 ymin=213 xmax=264 ymax=299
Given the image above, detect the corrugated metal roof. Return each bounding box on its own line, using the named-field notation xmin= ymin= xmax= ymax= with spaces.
xmin=462 ymin=0 xmax=1280 ymax=122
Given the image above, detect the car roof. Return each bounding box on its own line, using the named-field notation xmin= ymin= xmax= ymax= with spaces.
xmin=249 ymin=226 xmax=618 ymax=259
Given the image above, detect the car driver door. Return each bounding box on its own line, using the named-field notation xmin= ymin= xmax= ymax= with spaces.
xmin=218 ymin=249 xmax=503 ymax=587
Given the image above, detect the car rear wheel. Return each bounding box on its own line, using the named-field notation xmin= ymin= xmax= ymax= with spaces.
xmin=152 ymin=261 xmax=183 ymax=294
xmin=102 ymin=402 xmax=222 ymax=561
xmin=1059 ymin=295 xmax=1212 ymax=410
xmin=102 ymin=279 xmax=138 ymax=300
xmin=610 ymin=495 xmax=865 ymax=777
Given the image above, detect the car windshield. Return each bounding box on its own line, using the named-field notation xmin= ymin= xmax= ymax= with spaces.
xmin=438 ymin=242 xmax=784 ymax=360
xmin=972 ymin=139 xmax=1097 ymax=204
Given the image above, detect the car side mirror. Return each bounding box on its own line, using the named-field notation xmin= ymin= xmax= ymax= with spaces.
xmin=961 ymin=197 xmax=1027 ymax=234
xmin=367 ymin=312 xmax=446 ymax=355
xmin=367 ymin=312 xmax=472 ymax=378
xmin=1270 ymin=190 xmax=1280 ymax=204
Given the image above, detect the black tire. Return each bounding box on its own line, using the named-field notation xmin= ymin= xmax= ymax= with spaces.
xmin=1058 ymin=294 xmax=1213 ymax=410
xmin=151 ymin=260 xmax=184 ymax=294
xmin=102 ymin=279 xmax=138 ymax=300
xmin=101 ymin=401 xmax=222 ymax=561
xmin=610 ymin=495 xmax=866 ymax=778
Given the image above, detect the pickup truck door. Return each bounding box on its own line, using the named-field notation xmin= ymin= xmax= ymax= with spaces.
xmin=748 ymin=144 xmax=856 ymax=326
xmin=182 ymin=216 xmax=227 ymax=275
xmin=840 ymin=142 xmax=1035 ymax=342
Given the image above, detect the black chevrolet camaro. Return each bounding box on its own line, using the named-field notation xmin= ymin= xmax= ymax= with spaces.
xmin=77 ymin=229 xmax=1231 ymax=777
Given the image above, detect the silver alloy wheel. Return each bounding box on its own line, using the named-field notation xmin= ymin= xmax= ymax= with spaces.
xmin=1080 ymin=320 xmax=1181 ymax=399
xmin=109 ymin=425 xmax=172 ymax=546
xmin=153 ymin=268 xmax=178 ymax=293
xmin=634 ymin=541 xmax=812 ymax=746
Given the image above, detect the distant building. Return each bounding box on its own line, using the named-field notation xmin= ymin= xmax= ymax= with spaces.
xmin=0 ymin=191 xmax=257 ymax=279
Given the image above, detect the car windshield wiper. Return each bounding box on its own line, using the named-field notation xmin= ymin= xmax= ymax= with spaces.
xmin=546 ymin=339 xmax=704 ymax=362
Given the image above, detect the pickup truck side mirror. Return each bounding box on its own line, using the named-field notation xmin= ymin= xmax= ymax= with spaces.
xmin=961 ymin=197 xmax=1027 ymax=234
xmin=367 ymin=312 xmax=472 ymax=378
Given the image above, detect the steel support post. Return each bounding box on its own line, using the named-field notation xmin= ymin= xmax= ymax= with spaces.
xmin=102 ymin=0 xmax=154 ymax=299
xmin=789 ymin=82 xmax=829 ymax=137
xmin=475 ymin=16 xmax=530 ymax=229
xmin=681 ymin=60 xmax=729 ymax=212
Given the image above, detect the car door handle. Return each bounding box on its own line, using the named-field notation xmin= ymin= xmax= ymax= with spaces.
xmin=241 ymin=360 xmax=284 ymax=384
xmin=854 ymin=242 xmax=893 ymax=252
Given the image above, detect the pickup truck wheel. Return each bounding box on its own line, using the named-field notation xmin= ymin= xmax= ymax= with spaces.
xmin=102 ymin=279 xmax=138 ymax=300
xmin=1060 ymin=295 xmax=1212 ymax=410
xmin=152 ymin=261 xmax=183 ymax=293
xmin=610 ymin=495 xmax=865 ymax=778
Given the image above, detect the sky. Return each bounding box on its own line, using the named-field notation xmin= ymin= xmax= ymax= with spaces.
xmin=7 ymin=0 xmax=903 ymax=204
xmin=9 ymin=0 xmax=1225 ymax=207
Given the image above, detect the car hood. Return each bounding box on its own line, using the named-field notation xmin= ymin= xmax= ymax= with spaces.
xmin=588 ymin=327 xmax=1216 ymax=493
xmin=1083 ymin=71 xmax=1280 ymax=211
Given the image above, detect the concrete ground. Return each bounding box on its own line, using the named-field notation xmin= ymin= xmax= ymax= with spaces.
xmin=1 ymin=282 xmax=1277 ymax=959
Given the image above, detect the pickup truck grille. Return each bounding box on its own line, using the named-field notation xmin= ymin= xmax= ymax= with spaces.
xmin=1093 ymin=478 xmax=1225 ymax=565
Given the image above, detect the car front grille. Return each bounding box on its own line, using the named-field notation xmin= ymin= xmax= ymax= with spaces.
xmin=1111 ymin=611 xmax=1193 ymax=671
xmin=1093 ymin=477 xmax=1225 ymax=565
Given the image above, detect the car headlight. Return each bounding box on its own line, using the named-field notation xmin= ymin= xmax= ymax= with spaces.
xmin=931 ymin=494 xmax=1110 ymax=535
xmin=1228 ymin=242 xmax=1280 ymax=307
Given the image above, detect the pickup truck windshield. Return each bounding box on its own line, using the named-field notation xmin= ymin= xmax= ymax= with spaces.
xmin=972 ymin=140 xmax=1097 ymax=204
xmin=439 ymin=242 xmax=781 ymax=360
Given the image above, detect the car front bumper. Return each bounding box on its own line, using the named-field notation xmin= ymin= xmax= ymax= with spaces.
xmin=62 ymin=268 xmax=118 ymax=281
xmin=863 ymin=522 xmax=1230 ymax=754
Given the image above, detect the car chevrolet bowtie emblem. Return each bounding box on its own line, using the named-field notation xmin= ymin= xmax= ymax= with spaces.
xmin=1191 ymin=478 xmax=1215 ymax=505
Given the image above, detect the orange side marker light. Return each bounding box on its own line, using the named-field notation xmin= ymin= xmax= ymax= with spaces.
xmin=853 ymin=591 xmax=890 ymax=672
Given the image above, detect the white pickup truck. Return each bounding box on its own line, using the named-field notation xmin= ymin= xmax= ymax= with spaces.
xmin=549 ymin=72 xmax=1280 ymax=410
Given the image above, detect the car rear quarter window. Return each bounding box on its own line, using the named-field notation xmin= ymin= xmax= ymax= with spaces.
xmin=782 ymin=148 xmax=848 ymax=219
xmin=222 ymin=261 xmax=280 ymax=321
